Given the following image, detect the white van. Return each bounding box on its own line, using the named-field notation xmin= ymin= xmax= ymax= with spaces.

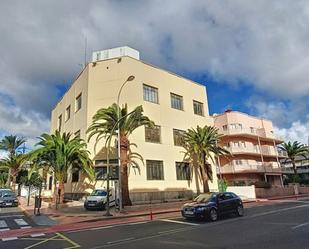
xmin=84 ymin=188 xmax=117 ymax=210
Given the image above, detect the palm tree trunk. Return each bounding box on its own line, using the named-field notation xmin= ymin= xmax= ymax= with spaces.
xmin=200 ymin=165 xmax=210 ymax=193
xmin=292 ymin=160 xmax=298 ymax=176
xmin=6 ymin=168 xmax=11 ymax=188
xmin=59 ymin=182 xmax=65 ymax=204
xmin=193 ymin=159 xmax=201 ymax=195
xmin=12 ymin=174 xmax=17 ymax=192
xmin=120 ymin=136 xmax=132 ymax=206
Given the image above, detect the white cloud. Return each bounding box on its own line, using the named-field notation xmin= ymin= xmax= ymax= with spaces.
xmin=0 ymin=0 xmax=309 ymax=142
xmin=275 ymin=120 xmax=309 ymax=145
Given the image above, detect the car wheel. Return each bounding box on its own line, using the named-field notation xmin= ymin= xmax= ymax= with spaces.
xmin=236 ymin=205 xmax=244 ymax=217
xmin=209 ymin=208 xmax=218 ymax=222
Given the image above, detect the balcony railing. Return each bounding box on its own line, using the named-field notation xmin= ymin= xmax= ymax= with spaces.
xmin=281 ymin=167 xmax=309 ymax=174
xmin=226 ymin=146 xmax=287 ymax=157
xmin=217 ymin=164 xmax=283 ymax=174
xmin=219 ymin=127 xmax=282 ymax=140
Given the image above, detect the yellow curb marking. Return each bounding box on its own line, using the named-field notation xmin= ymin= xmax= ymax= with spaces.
xmin=23 ymin=232 xmax=80 ymax=249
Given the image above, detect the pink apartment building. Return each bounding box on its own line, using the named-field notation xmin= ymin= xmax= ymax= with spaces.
xmin=213 ymin=110 xmax=287 ymax=187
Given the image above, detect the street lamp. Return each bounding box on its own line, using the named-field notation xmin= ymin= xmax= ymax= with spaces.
xmin=117 ymin=75 xmax=135 ymax=212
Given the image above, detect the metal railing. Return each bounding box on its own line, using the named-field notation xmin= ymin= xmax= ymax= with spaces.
xmin=225 ymin=146 xmax=287 ymax=157
xmin=217 ymin=164 xmax=283 ymax=174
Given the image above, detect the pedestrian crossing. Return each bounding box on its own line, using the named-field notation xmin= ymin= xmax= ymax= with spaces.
xmin=0 ymin=216 xmax=32 ymax=232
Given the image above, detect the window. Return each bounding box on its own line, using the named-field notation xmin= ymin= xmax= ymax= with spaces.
xmin=72 ymin=168 xmax=80 ymax=182
xmin=170 ymin=93 xmax=183 ymax=110
xmin=222 ymin=125 xmax=228 ymax=131
xmin=58 ymin=115 xmax=62 ymax=132
xmin=145 ymin=125 xmax=161 ymax=143
xmin=95 ymin=160 xmax=119 ymax=180
xmin=193 ymin=100 xmax=204 ymax=116
xmin=235 ymin=160 xmax=242 ymax=165
xmin=230 ymin=123 xmax=242 ymax=130
xmin=65 ymin=105 xmax=71 ymax=121
xmin=176 ymin=162 xmax=191 ymax=180
xmin=143 ymin=84 xmax=159 ymax=104
xmin=146 ymin=160 xmax=164 ymax=180
xmin=250 ymin=127 xmax=255 ymax=133
xmin=75 ymin=93 xmax=82 ymax=112
xmin=48 ymin=176 xmax=53 ymax=190
xmin=173 ymin=129 xmax=185 ymax=146
xmin=74 ymin=130 xmax=81 ymax=139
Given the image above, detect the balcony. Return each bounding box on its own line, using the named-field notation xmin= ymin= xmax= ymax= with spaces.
xmin=219 ymin=128 xmax=283 ymax=142
xmin=281 ymin=167 xmax=309 ymax=174
xmin=226 ymin=146 xmax=287 ymax=158
xmin=217 ymin=164 xmax=283 ymax=174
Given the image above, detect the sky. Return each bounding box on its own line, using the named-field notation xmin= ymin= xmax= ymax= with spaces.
xmin=0 ymin=0 xmax=309 ymax=150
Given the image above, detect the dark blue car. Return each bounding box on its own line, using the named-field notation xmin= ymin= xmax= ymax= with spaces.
xmin=181 ymin=192 xmax=244 ymax=221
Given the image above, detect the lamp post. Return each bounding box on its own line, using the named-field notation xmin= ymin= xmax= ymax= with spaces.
xmin=117 ymin=75 xmax=135 ymax=212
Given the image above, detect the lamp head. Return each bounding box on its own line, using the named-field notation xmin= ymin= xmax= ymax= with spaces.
xmin=127 ymin=75 xmax=135 ymax=82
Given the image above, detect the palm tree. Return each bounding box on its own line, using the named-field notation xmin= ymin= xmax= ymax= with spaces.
xmin=0 ymin=135 xmax=26 ymax=187
xmin=29 ymin=131 xmax=94 ymax=204
xmin=0 ymin=154 xmax=27 ymax=191
xmin=279 ymin=141 xmax=309 ymax=179
xmin=87 ymin=103 xmax=154 ymax=206
xmin=183 ymin=125 xmax=230 ymax=194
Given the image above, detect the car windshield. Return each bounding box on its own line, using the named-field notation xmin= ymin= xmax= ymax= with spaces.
xmin=90 ymin=190 xmax=107 ymax=196
xmin=1 ymin=191 xmax=16 ymax=198
xmin=194 ymin=193 xmax=216 ymax=203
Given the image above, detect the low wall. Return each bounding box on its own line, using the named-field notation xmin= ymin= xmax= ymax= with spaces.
xmin=226 ymin=186 xmax=256 ymax=200
xmin=130 ymin=190 xmax=194 ymax=204
xmin=255 ymin=186 xmax=295 ymax=198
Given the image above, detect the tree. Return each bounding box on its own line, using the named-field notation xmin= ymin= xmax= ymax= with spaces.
xmin=29 ymin=131 xmax=94 ymax=204
xmin=0 ymin=154 xmax=27 ymax=191
xmin=182 ymin=125 xmax=230 ymax=194
xmin=279 ymin=141 xmax=309 ymax=180
xmin=0 ymin=135 xmax=26 ymax=187
xmin=87 ymin=103 xmax=154 ymax=206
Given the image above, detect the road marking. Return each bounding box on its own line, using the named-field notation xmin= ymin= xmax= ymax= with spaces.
xmin=0 ymin=214 xmax=24 ymax=219
xmin=31 ymin=233 xmax=45 ymax=237
xmin=158 ymin=227 xmax=189 ymax=234
xmin=2 ymin=237 xmax=18 ymax=241
xmin=107 ymin=237 xmax=135 ymax=244
xmin=0 ymin=220 xmax=8 ymax=228
xmin=250 ymin=204 xmax=309 ymax=218
xmin=127 ymin=221 xmax=149 ymax=225
xmin=14 ymin=218 xmax=29 ymax=226
xmin=292 ymin=221 xmax=309 ymax=229
xmin=24 ymin=234 xmax=60 ymax=249
xmin=56 ymin=232 xmax=81 ymax=249
xmin=160 ymin=219 xmax=199 ymax=226
xmin=20 ymin=226 xmax=32 ymax=229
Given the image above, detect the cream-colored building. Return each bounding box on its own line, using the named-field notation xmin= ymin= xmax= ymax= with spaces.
xmin=213 ymin=110 xmax=286 ymax=187
xmin=49 ymin=47 xmax=218 ymax=200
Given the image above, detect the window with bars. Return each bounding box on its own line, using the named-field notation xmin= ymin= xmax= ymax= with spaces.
xmin=94 ymin=165 xmax=119 ymax=180
xmin=145 ymin=125 xmax=161 ymax=143
xmin=65 ymin=105 xmax=71 ymax=121
xmin=173 ymin=129 xmax=185 ymax=146
xmin=193 ymin=100 xmax=204 ymax=116
xmin=176 ymin=162 xmax=191 ymax=180
xmin=170 ymin=93 xmax=183 ymax=110
xmin=72 ymin=168 xmax=80 ymax=182
xmin=75 ymin=93 xmax=82 ymax=112
xmin=143 ymin=84 xmax=159 ymax=104
xmin=146 ymin=160 xmax=164 ymax=180
xmin=58 ymin=114 xmax=62 ymax=132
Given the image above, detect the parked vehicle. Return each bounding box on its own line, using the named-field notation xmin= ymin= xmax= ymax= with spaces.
xmin=181 ymin=192 xmax=244 ymax=221
xmin=0 ymin=189 xmax=19 ymax=207
xmin=84 ymin=188 xmax=116 ymax=210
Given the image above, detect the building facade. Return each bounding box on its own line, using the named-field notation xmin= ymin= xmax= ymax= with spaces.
xmin=213 ymin=110 xmax=286 ymax=187
xmin=281 ymin=155 xmax=309 ymax=180
xmin=49 ymin=47 xmax=218 ymax=199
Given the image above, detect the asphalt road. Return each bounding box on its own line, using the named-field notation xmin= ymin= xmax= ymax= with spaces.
xmin=2 ymin=199 xmax=309 ymax=249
